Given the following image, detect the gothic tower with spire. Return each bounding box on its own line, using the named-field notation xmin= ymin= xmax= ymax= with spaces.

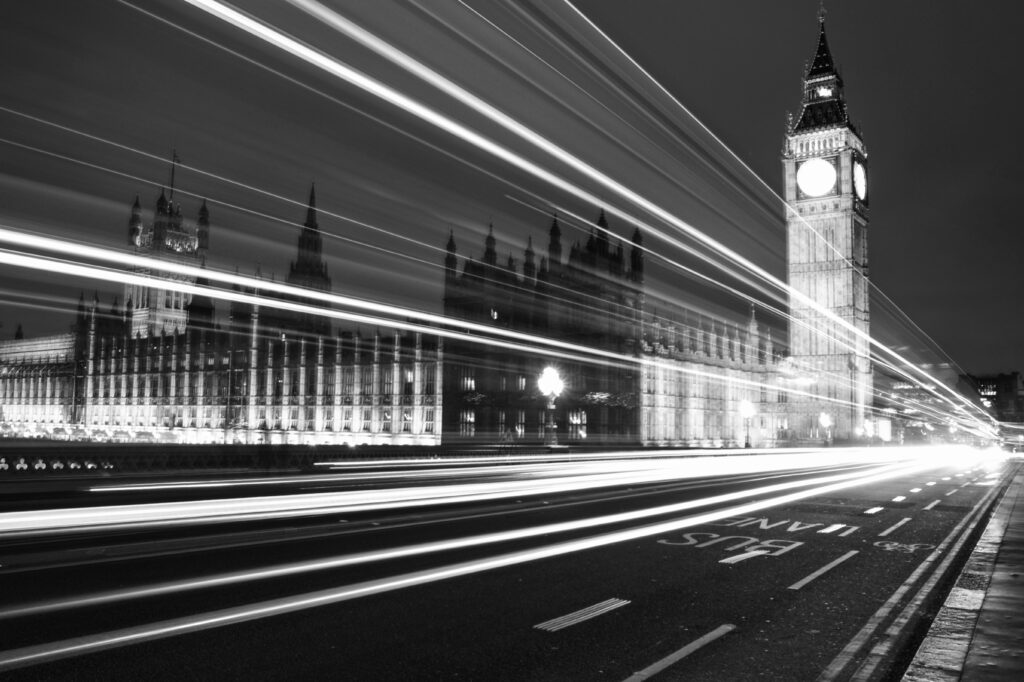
xmin=284 ymin=183 xmax=332 ymax=336
xmin=125 ymin=153 xmax=210 ymax=337
xmin=783 ymin=12 xmax=871 ymax=441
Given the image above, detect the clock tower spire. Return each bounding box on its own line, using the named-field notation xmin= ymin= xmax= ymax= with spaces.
xmin=783 ymin=14 xmax=871 ymax=443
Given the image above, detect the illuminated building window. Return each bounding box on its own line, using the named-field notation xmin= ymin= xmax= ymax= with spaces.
xmin=402 ymin=366 xmax=414 ymax=396
xmin=361 ymin=407 xmax=372 ymax=432
xmin=459 ymin=410 xmax=475 ymax=437
xmin=423 ymin=363 xmax=436 ymax=396
xmin=379 ymin=367 xmax=393 ymax=397
xmin=341 ymin=407 xmax=352 ymax=431
xmin=569 ymin=410 xmax=587 ymax=440
xmin=517 ymin=375 xmax=526 ymax=392
xmin=423 ymin=408 xmax=434 ymax=434
xmin=401 ymin=409 xmax=412 ymax=432
xmin=460 ymin=369 xmax=475 ymax=391
xmin=382 ymin=409 xmax=392 ymax=433
xmin=515 ymin=410 xmax=526 ymax=437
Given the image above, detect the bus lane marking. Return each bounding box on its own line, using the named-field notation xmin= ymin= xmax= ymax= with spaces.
xmin=788 ymin=551 xmax=859 ymax=590
xmin=878 ymin=518 xmax=912 ymax=537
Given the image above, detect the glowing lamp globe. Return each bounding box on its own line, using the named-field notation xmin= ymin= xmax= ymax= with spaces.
xmin=538 ymin=367 xmax=564 ymax=399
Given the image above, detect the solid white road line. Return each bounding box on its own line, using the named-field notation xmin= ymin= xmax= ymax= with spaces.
xmin=534 ymin=598 xmax=630 ymax=632
xmin=623 ymin=624 xmax=736 ymax=681
xmin=923 ymin=500 xmax=941 ymax=511
xmin=877 ymin=518 xmax=912 ymax=537
xmin=719 ymin=550 xmax=770 ymax=564
xmin=788 ymin=551 xmax=859 ymax=590
xmin=864 ymin=507 xmax=884 ymax=515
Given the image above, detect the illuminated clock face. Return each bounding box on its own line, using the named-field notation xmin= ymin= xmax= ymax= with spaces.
xmin=853 ymin=161 xmax=867 ymax=201
xmin=796 ymin=158 xmax=837 ymax=197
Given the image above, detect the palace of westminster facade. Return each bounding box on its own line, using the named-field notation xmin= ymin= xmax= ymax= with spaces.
xmin=0 ymin=17 xmax=873 ymax=448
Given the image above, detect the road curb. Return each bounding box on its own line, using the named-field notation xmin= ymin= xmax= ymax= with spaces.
xmin=901 ymin=463 xmax=1023 ymax=681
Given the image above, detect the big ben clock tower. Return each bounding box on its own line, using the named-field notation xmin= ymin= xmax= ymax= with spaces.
xmin=784 ymin=13 xmax=871 ymax=442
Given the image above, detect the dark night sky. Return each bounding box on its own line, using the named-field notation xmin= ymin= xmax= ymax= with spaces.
xmin=1 ymin=1 xmax=1022 ymax=375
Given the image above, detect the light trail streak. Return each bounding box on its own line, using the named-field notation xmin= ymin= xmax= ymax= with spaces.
xmin=3 ymin=5 xmax=992 ymax=434
xmin=0 ymin=459 xmax=911 ymax=620
xmin=2 ymin=447 xmax=944 ymax=535
xmin=194 ymin=0 xmax=991 ymax=432
xmin=0 ymin=447 xmax=991 ymax=669
xmin=0 ymin=229 xmax=822 ymax=408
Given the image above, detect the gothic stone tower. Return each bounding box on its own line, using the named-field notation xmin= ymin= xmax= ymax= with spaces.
xmin=125 ymin=162 xmax=210 ymax=338
xmin=783 ymin=15 xmax=871 ymax=441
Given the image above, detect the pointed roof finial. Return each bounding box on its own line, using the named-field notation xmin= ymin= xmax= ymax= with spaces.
xmin=168 ymin=149 xmax=181 ymax=204
xmin=305 ymin=182 xmax=317 ymax=227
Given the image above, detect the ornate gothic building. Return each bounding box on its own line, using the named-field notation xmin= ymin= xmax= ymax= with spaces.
xmin=441 ymin=212 xmax=785 ymax=447
xmin=1 ymin=13 xmax=870 ymax=450
xmin=0 ymin=187 xmax=442 ymax=446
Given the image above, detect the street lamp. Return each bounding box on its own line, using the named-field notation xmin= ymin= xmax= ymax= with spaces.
xmin=538 ymin=366 xmax=564 ymax=446
xmin=739 ymin=399 xmax=755 ymax=448
xmin=819 ymin=412 xmax=832 ymax=446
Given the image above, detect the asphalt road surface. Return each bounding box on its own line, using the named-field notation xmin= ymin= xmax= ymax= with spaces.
xmin=0 ymin=446 xmax=1014 ymax=680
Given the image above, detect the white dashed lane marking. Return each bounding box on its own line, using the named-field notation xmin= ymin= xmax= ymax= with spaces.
xmin=623 ymin=624 xmax=736 ymax=681
xmin=924 ymin=500 xmax=941 ymax=510
xmin=892 ymin=496 xmax=907 ymax=502
xmin=864 ymin=507 xmax=884 ymax=515
xmin=534 ymin=598 xmax=630 ymax=632
xmin=788 ymin=551 xmax=859 ymax=590
xmin=719 ymin=550 xmax=770 ymax=564
xmin=878 ymin=518 xmax=912 ymax=537
xmin=910 ymin=488 xmax=922 ymax=493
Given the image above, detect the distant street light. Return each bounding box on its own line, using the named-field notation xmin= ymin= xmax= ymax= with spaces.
xmin=538 ymin=367 xmax=564 ymax=446
xmin=739 ymin=399 xmax=755 ymax=448
xmin=819 ymin=412 xmax=833 ymax=446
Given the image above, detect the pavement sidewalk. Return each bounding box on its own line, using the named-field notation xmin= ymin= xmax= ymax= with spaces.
xmin=902 ymin=461 xmax=1024 ymax=681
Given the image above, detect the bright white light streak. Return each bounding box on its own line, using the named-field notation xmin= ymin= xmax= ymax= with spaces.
xmin=0 ymin=455 xmax=960 ymax=668
xmin=0 ymin=233 xmax=805 ymax=406
xmin=558 ymin=0 xmax=989 ymax=426
xmin=277 ymin=0 xmax=992 ymax=429
xmin=2 ymin=448 xmax=934 ymax=536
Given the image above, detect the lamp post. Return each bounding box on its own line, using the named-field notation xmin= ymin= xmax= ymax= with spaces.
xmin=739 ymin=399 xmax=754 ymax=448
xmin=819 ymin=412 xmax=832 ymax=446
xmin=538 ymin=366 xmax=564 ymax=446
